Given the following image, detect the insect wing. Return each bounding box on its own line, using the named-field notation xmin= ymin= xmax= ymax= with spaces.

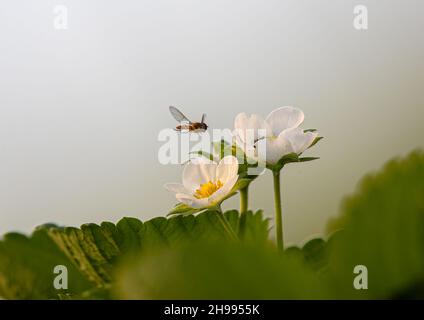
xmin=169 ymin=106 xmax=191 ymax=123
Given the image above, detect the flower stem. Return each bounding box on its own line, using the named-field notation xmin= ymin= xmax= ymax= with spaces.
xmin=273 ymin=170 xmax=284 ymax=251
xmin=216 ymin=206 xmax=238 ymax=241
xmin=240 ymin=186 xmax=249 ymax=214
xmin=238 ymin=186 xmax=249 ymax=238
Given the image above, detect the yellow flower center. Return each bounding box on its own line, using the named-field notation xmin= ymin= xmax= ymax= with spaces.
xmin=194 ymin=180 xmax=223 ymax=199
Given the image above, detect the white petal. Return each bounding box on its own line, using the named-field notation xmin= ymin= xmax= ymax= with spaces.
xmin=234 ymin=113 xmax=269 ymax=145
xmin=176 ymin=193 xmax=208 ymax=209
xmin=257 ymin=136 xmax=293 ymax=165
xmin=233 ymin=132 xmax=246 ymax=151
xmin=199 ymin=162 xmax=217 ymax=184
xmin=182 ymin=159 xmax=218 ymax=192
xmin=208 ymin=174 xmax=238 ymax=205
xmin=164 ymin=183 xmax=189 ymax=194
xmin=234 ymin=113 xmax=249 ymax=135
xmin=266 ymin=106 xmax=305 ymax=136
xmin=280 ymin=128 xmax=318 ymax=154
xmin=244 ymin=144 xmax=258 ymax=162
xmin=175 ymin=193 xmax=194 ymax=205
xmin=233 ymin=133 xmax=258 ymax=163
xmin=216 ymin=156 xmax=239 ymax=184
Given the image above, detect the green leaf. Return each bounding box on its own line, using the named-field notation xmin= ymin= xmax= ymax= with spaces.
xmin=268 ymin=152 xmax=300 ymax=171
xmin=326 ymin=150 xmax=424 ymax=299
xmin=301 ymin=238 xmax=328 ymax=272
xmin=115 ymin=240 xmax=332 ymax=299
xmin=230 ymin=178 xmax=253 ymax=193
xmin=167 ymin=203 xmax=204 ymax=216
xmin=241 ymin=210 xmax=270 ymax=243
xmin=268 ymin=147 xmax=321 ymax=171
xmin=309 ymin=136 xmax=323 ymax=148
xmin=299 ymin=156 xmax=320 ymax=162
xmin=284 ymin=233 xmax=340 ymax=274
xmin=44 ymin=210 xmax=269 ymax=288
xmin=58 ymin=285 xmax=113 ymax=300
xmin=0 ymin=228 xmax=92 ymax=299
xmin=215 ymin=210 xmax=270 ymax=242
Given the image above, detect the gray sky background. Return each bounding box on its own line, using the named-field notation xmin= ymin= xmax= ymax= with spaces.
xmin=0 ymin=0 xmax=423 ymax=244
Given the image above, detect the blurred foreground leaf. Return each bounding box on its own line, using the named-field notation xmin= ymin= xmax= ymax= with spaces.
xmin=0 ymin=228 xmax=92 ymax=299
xmin=115 ymin=241 xmax=332 ymax=299
xmin=0 ymin=210 xmax=268 ymax=299
xmin=327 ymin=150 xmax=424 ymax=298
xmin=0 ymin=210 xmax=268 ymax=297
xmin=285 ymin=232 xmax=341 ymax=274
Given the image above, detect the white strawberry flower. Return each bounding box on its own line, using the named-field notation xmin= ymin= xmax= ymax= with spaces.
xmin=234 ymin=106 xmax=319 ymax=166
xmin=234 ymin=106 xmax=321 ymax=251
xmin=165 ymin=155 xmax=239 ymax=209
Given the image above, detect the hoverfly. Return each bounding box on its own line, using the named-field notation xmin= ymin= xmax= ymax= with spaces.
xmin=169 ymin=106 xmax=208 ymax=132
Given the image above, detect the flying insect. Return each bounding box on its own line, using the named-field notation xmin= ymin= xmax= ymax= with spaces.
xmin=169 ymin=106 xmax=208 ymax=132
